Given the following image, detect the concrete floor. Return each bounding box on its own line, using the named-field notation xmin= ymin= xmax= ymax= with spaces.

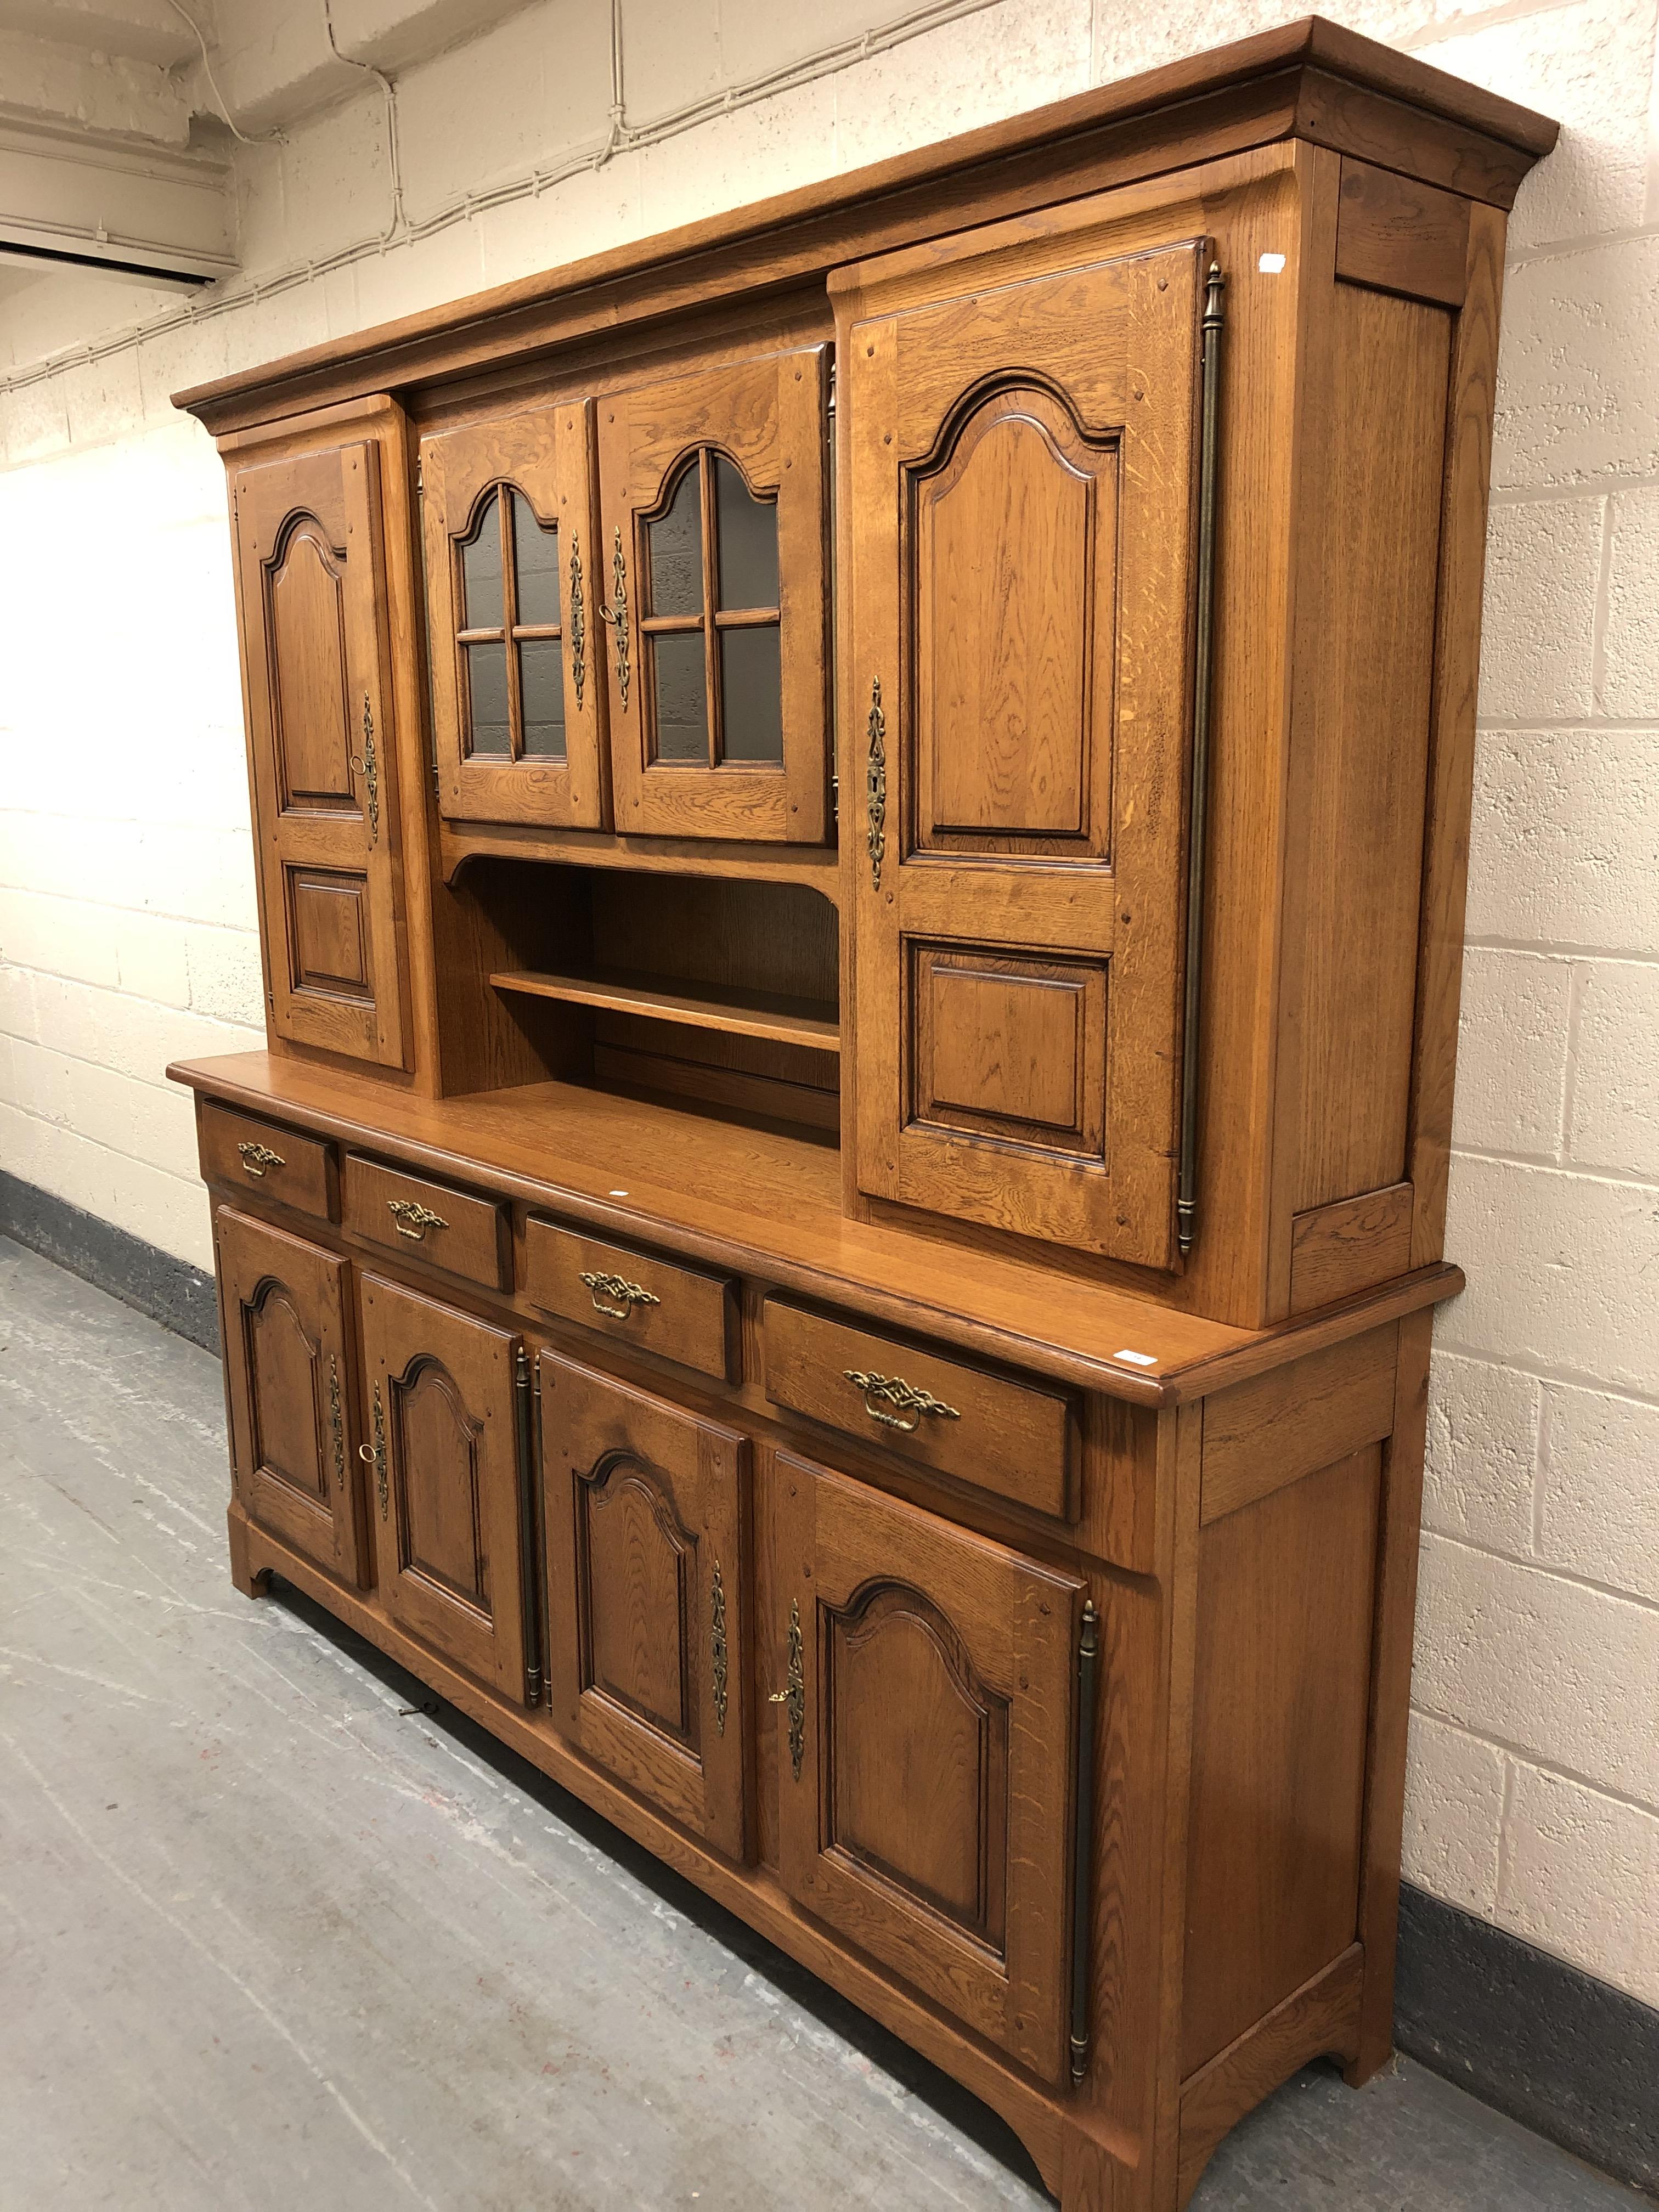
xmin=0 ymin=1233 xmax=1647 ymax=2212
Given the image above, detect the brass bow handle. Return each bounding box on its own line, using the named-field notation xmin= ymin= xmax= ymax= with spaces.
xmin=842 ymin=1368 xmax=960 ymax=1435
xmin=580 ymin=1269 xmax=660 ymax=1322
xmin=387 ymin=1198 xmax=447 ymax=1241
xmin=237 ymin=1141 xmax=284 ymax=1177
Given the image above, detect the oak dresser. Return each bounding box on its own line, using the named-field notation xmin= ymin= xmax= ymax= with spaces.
xmin=167 ymin=21 xmax=1556 ymax=2205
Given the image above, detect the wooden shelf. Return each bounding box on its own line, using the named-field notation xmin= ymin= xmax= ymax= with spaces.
xmin=490 ymin=966 xmax=840 ymax=1052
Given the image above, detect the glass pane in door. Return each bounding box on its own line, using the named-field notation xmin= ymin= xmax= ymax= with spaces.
xmin=646 ymin=465 xmax=703 ymax=617
xmin=465 ymin=641 xmax=511 ymax=754
xmin=652 ymin=631 xmax=708 ymax=762
xmin=719 ymin=626 xmax=783 ymax=762
xmin=519 ymin=639 xmax=566 ymax=757
xmin=460 ymin=489 xmax=504 ymax=629
xmin=713 ymin=454 xmax=778 ymax=611
xmin=512 ymin=496 xmax=561 ymax=627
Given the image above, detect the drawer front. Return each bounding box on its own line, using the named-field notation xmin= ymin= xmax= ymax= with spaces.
xmin=524 ymin=1219 xmax=737 ymax=1381
xmin=763 ymin=1299 xmax=1076 ymax=1520
xmin=343 ymin=1154 xmax=508 ymax=1290
xmin=200 ymin=1103 xmax=335 ymax=1221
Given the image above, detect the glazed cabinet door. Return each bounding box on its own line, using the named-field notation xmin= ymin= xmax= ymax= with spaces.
xmin=538 ymin=1353 xmax=748 ymax=1860
xmin=357 ymin=1273 xmax=532 ymax=1701
xmin=230 ymin=431 xmax=409 ymax=1068
xmin=773 ymin=1451 xmax=1084 ymax=2081
xmin=838 ymin=224 xmax=1206 ymax=1266
xmin=421 ymin=403 xmax=610 ymax=828
xmin=596 ymin=346 xmax=830 ymax=843
xmin=218 ymin=1206 xmax=365 ymax=1586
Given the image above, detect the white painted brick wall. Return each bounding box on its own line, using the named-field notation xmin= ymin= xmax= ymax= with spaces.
xmin=0 ymin=0 xmax=1655 ymax=2010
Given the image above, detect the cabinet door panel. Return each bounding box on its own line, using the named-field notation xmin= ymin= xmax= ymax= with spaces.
xmin=773 ymin=1451 xmax=1082 ymax=2081
xmin=539 ymin=1352 xmax=748 ymax=1861
xmin=217 ymin=1207 xmax=363 ymax=1585
xmin=358 ymin=1273 xmax=529 ymax=1701
xmin=231 ymin=436 xmax=409 ymax=1068
xmin=422 ymin=403 xmax=610 ymax=828
xmin=597 ymin=347 xmax=828 ymax=844
xmin=839 ymin=229 xmax=1205 ymax=1266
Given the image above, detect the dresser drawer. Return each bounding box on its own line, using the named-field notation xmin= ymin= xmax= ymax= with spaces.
xmin=763 ymin=1299 xmax=1077 ymax=1520
xmin=200 ymin=1103 xmax=335 ymax=1221
xmin=524 ymin=1219 xmax=737 ymax=1382
xmin=342 ymin=1154 xmax=509 ymax=1290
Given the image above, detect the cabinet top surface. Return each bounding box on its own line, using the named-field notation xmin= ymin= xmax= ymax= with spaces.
xmin=171 ymin=1052 xmax=1459 ymax=1406
xmin=172 ymin=15 xmax=1555 ymax=436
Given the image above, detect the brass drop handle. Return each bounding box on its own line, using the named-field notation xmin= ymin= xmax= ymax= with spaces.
xmin=568 ymin=530 xmax=586 ymax=710
xmin=387 ymin=1198 xmax=447 ymax=1242
xmin=359 ymin=1380 xmax=388 ymax=1517
xmin=709 ymin=1559 xmax=729 ymax=1739
xmin=842 ymin=1368 xmax=960 ymax=1435
xmin=237 ymin=1141 xmax=284 ymax=1177
xmin=580 ymin=1269 xmax=659 ymax=1322
xmin=596 ymin=525 xmax=630 ymax=710
xmin=349 ymin=695 xmax=381 ymax=844
xmin=328 ymin=1356 xmax=345 ymax=1491
xmin=866 ymin=674 xmax=887 ymax=891
xmin=768 ymin=1598 xmax=806 ymax=1781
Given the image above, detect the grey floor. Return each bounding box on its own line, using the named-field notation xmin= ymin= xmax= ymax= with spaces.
xmin=0 ymin=1233 xmax=1646 ymax=2212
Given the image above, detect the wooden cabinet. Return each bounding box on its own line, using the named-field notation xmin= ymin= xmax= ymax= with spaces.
xmin=538 ymin=1353 xmax=749 ymax=1860
xmin=177 ymin=31 xmax=1556 ymax=2211
xmin=357 ymin=1272 xmax=533 ymax=1702
xmin=422 ymin=402 xmax=610 ymax=828
xmin=772 ymin=1451 xmax=1085 ymax=2081
xmin=838 ymin=225 xmax=1205 ymax=1269
xmin=217 ymin=1206 xmax=364 ymax=1585
xmin=229 ymin=428 xmax=409 ymax=1069
xmin=596 ymin=346 xmax=830 ymax=843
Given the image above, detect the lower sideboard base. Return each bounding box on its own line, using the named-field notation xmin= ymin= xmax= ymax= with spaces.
xmin=227 ymin=1500 xmax=1122 ymax=2206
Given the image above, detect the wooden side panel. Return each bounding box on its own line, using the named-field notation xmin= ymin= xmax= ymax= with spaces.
xmin=1200 ymin=1324 xmax=1397 ymax=1524
xmin=1284 ymin=274 xmax=1452 ymax=1218
xmin=1408 ymin=204 xmax=1509 ymax=1268
xmin=1181 ymin=1444 xmax=1381 ymax=2075
xmin=1335 ymin=158 xmax=1470 ymax=306
xmin=1288 ymin=1181 xmax=1414 ymax=1312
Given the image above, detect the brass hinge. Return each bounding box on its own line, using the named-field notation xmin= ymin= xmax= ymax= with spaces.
xmin=514 ymin=1345 xmax=543 ymax=1708
xmin=1068 ymin=1599 xmax=1102 ymax=2087
xmin=415 ymin=458 xmax=424 ymax=496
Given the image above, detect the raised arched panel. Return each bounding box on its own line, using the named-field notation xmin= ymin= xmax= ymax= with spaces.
xmin=825 ymin=1581 xmax=1009 ymax=1949
xmin=244 ymin=1278 xmax=326 ymax=1503
xmin=579 ymin=1452 xmax=695 ymax=1747
xmin=267 ymin=520 xmax=354 ymax=811
xmin=912 ymin=387 xmax=1115 ymax=854
xmin=394 ymin=1361 xmax=489 ymax=1616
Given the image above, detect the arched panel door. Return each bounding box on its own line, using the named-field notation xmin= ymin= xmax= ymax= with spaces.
xmin=834 ymin=228 xmax=1207 ymax=1267
xmin=217 ymin=1206 xmax=365 ymax=1587
xmin=773 ymin=1451 xmax=1084 ymax=2084
xmin=596 ymin=347 xmax=829 ymax=843
xmin=230 ymin=430 xmax=409 ymax=1069
xmin=358 ymin=1272 xmax=531 ymax=1702
xmin=421 ymin=403 xmax=610 ymax=828
xmin=538 ymin=1353 xmax=748 ymax=1863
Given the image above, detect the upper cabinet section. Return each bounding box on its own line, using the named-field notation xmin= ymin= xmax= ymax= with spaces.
xmin=422 ymin=403 xmax=609 ymax=830
xmin=423 ymin=346 xmax=831 ymax=845
xmin=839 ymin=215 xmax=1206 ymax=1271
xmin=230 ymin=429 xmax=410 ymax=1070
xmin=597 ymin=346 xmax=831 ymax=844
